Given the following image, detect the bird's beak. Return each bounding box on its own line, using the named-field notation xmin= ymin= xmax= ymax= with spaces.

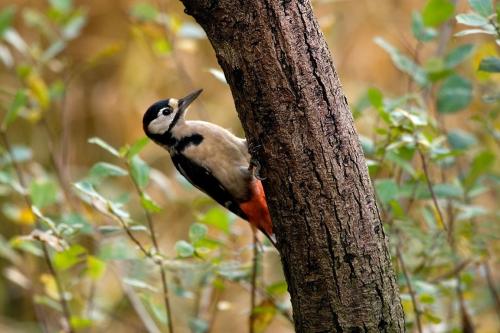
xmin=178 ymin=89 xmax=203 ymax=114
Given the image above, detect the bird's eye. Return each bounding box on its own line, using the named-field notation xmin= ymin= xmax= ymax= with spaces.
xmin=161 ymin=108 xmax=172 ymax=116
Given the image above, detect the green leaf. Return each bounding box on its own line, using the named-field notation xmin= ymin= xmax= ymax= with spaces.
xmin=88 ymin=137 xmax=119 ymax=157
xmin=88 ymin=162 xmax=127 ymax=183
xmin=123 ymin=277 xmax=158 ymax=292
xmin=422 ymin=0 xmax=455 ymax=27
xmin=444 ymin=44 xmax=474 ymax=68
xmin=189 ymin=318 xmax=209 ymax=333
xmin=69 ymin=316 xmax=92 ymax=330
xmin=0 ymin=6 xmax=16 ymax=37
xmin=447 ymin=130 xmax=477 ymax=150
xmin=266 ymin=280 xmax=288 ymax=296
xmin=130 ymin=156 xmax=150 ymax=189
xmin=62 ymin=14 xmax=86 ymax=40
xmin=456 ymin=13 xmax=490 ymax=27
xmin=124 ymin=137 xmax=150 ymax=159
xmin=189 ymin=223 xmax=208 ymax=242
xmin=2 ymin=90 xmax=28 ymax=131
xmin=49 ymin=0 xmax=73 ymax=14
xmin=199 ymin=207 xmax=232 ymax=234
xmin=86 ymin=255 xmax=106 ymax=280
xmin=375 ymin=179 xmax=399 ymax=204
xmin=433 ymin=183 xmax=464 ymax=198
xmin=374 ymin=37 xmax=428 ymax=86
xmin=30 ymin=179 xmax=58 ymax=208
xmin=478 ymin=57 xmax=500 ymax=72
xmin=53 ymin=245 xmax=87 ymax=271
xmin=412 ymin=12 xmax=438 ymax=42
xmin=175 ymin=240 xmax=194 ymax=258
xmin=464 ymin=151 xmax=495 ymax=188
xmin=437 ymin=75 xmax=473 ymax=113
xmin=130 ymin=2 xmax=158 ymax=21
xmin=469 ymin=0 xmax=494 ymax=17
xmin=140 ymin=193 xmax=161 ymax=213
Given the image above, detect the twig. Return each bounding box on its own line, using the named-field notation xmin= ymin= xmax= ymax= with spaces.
xmin=417 ymin=147 xmax=447 ymax=232
xmin=125 ymin=159 xmax=174 ymax=333
xmin=483 ymin=261 xmax=500 ymax=321
xmin=250 ymin=228 xmax=258 ymax=333
xmin=396 ymin=245 xmax=423 ymax=333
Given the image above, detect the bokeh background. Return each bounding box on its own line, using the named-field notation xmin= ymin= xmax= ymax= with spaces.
xmin=0 ymin=0 xmax=498 ymax=332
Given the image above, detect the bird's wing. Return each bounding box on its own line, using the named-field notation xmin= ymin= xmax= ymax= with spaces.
xmin=171 ymin=152 xmax=248 ymax=220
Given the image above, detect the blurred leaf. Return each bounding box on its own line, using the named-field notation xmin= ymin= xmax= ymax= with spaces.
xmin=3 ymin=204 xmax=36 ymax=225
xmin=266 ymin=280 xmax=288 ymax=296
xmin=189 ymin=223 xmax=208 ymax=242
xmin=88 ymin=162 xmax=127 ymax=183
xmin=40 ymin=274 xmax=60 ymax=300
xmin=444 ymin=44 xmax=474 ymax=68
xmin=98 ymin=241 xmax=138 ymax=261
xmin=456 ymin=205 xmax=488 ymax=220
xmin=412 ymin=12 xmax=438 ymax=42
xmin=26 ymin=72 xmax=50 ymax=110
xmin=437 ymin=75 xmax=473 ymax=113
xmin=34 ymin=294 xmax=62 ymax=312
xmin=433 ymin=183 xmax=463 ymax=198
xmin=10 ymin=236 xmax=42 ymax=256
xmin=178 ymin=23 xmax=206 ymax=39
xmin=141 ymin=294 xmax=168 ymax=325
xmin=375 ymin=179 xmax=399 ymax=204
xmin=86 ymin=255 xmax=105 ymax=280
xmin=374 ymin=37 xmax=428 ymax=86
xmin=88 ymin=137 xmax=120 ymax=156
xmin=175 ymin=240 xmax=194 ymax=258
xmin=60 ymin=213 xmax=92 ymax=235
xmin=455 ymin=28 xmax=496 ymax=36
xmin=130 ymin=2 xmax=158 ymax=21
xmin=199 ymin=207 xmax=232 ymax=234
xmin=124 ymin=137 xmax=150 ymax=159
xmin=140 ymin=193 xmax=162 ymax=213
xmin=0 ymin=6 xmax=16 ymax=37
xmin=478 ymin=57 xmax=500 ymax=72
xmin=464 ymin=151 xmax=495 ymax=188
xmin=447 ymin=130 xmax=477 ymax=150
xmin=2 ymin=89 xmax=28 ymax=130
xmin=422 ymin=0 xmax=455 ymax=27
xmin=49 ymin=0 xmax=73 ymax=14
xmin=252 ymin=300 xmax=276 ymax=333
xmin=63 ymin=14 xmax=86 ymax=40
xmin=41 ymin=40 xmax=66 ymax=62
xmin=54 ymin=245 xmax=87 ymax=271
xmin=152 ymin=38 xmax=171 ymax=56
xmin=123 ymin=277 xmax=158 ymax=292
xmin=424 ymin=311 xmax=442 ymax=324
xmin=189 ymin=318 xmax=209 ymax=333
xmin=70 ymin=316 xmax=92 ymax=330
xmin=130 ymin=155 xmax=150 ymax=189
xmin=30 ymin=179 xmax=58 ymax=208
xmin=0 ymin=44 xmax=13 ymax=67
xmin=208 ymin=68 xmax=227 ymax=84
xmin=456 ymin=13 xmax=490 ymax=27
xmin=469 ymin=0 xmax=494 ymax=17
xmin=360 ymin=136 xmax=375 ymax=155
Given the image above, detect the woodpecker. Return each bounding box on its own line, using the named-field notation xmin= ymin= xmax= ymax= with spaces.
xmin=143 ymin=89 xmax=274 ymax=244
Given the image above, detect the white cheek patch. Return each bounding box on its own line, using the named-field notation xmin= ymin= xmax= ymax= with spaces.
xmin=148 ymin=114 xmax=175 ymax=134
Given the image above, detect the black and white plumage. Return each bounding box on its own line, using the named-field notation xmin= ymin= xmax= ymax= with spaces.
xmin=142 ymin=89 xmax=254 ymax=220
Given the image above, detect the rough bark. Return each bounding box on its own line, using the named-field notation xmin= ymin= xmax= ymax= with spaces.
xmin=180 ymin=0 xmax=405 ymax=332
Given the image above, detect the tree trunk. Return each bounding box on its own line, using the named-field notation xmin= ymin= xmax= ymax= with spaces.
xmin=180 ymin=0 xmax=405 ymax=331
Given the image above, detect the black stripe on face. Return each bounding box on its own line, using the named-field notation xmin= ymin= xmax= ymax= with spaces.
xmin=167 ymin=108 xmax=183 ymax=133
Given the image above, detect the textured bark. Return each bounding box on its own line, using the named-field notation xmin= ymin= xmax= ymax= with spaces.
xmin=180 ymin=0 xmax=405 ymax=332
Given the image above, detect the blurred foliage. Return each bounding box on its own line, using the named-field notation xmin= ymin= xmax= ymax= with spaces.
xmin=0 ymin=0 xmax=497 ymax=333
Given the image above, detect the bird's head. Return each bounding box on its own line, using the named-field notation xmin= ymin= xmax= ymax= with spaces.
xmin=143 ymin=89 xmax=203 ymax=138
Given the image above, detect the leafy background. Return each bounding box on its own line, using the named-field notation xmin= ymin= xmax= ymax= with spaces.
xmin=0 ymin=0 xmax=498 ymax=332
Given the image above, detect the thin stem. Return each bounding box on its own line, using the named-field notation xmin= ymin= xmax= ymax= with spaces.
xmin=42 ymin=242 xmax=74 ymax=333
xmin=417 ymin=147 xmax=447 ymax=232
xmin=125 ymin=160 xmax=174 ymax=333
xmin=483 ymin=261 xmax=500 ymax=321
xmin=396 ymin=245 xmax=423 ymax=333
xmin=250 ymin=228 xmax=258 ymax=333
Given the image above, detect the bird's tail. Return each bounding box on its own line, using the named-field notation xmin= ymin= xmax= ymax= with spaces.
xmin=239 ymin=180 xmax=276 ymax=247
